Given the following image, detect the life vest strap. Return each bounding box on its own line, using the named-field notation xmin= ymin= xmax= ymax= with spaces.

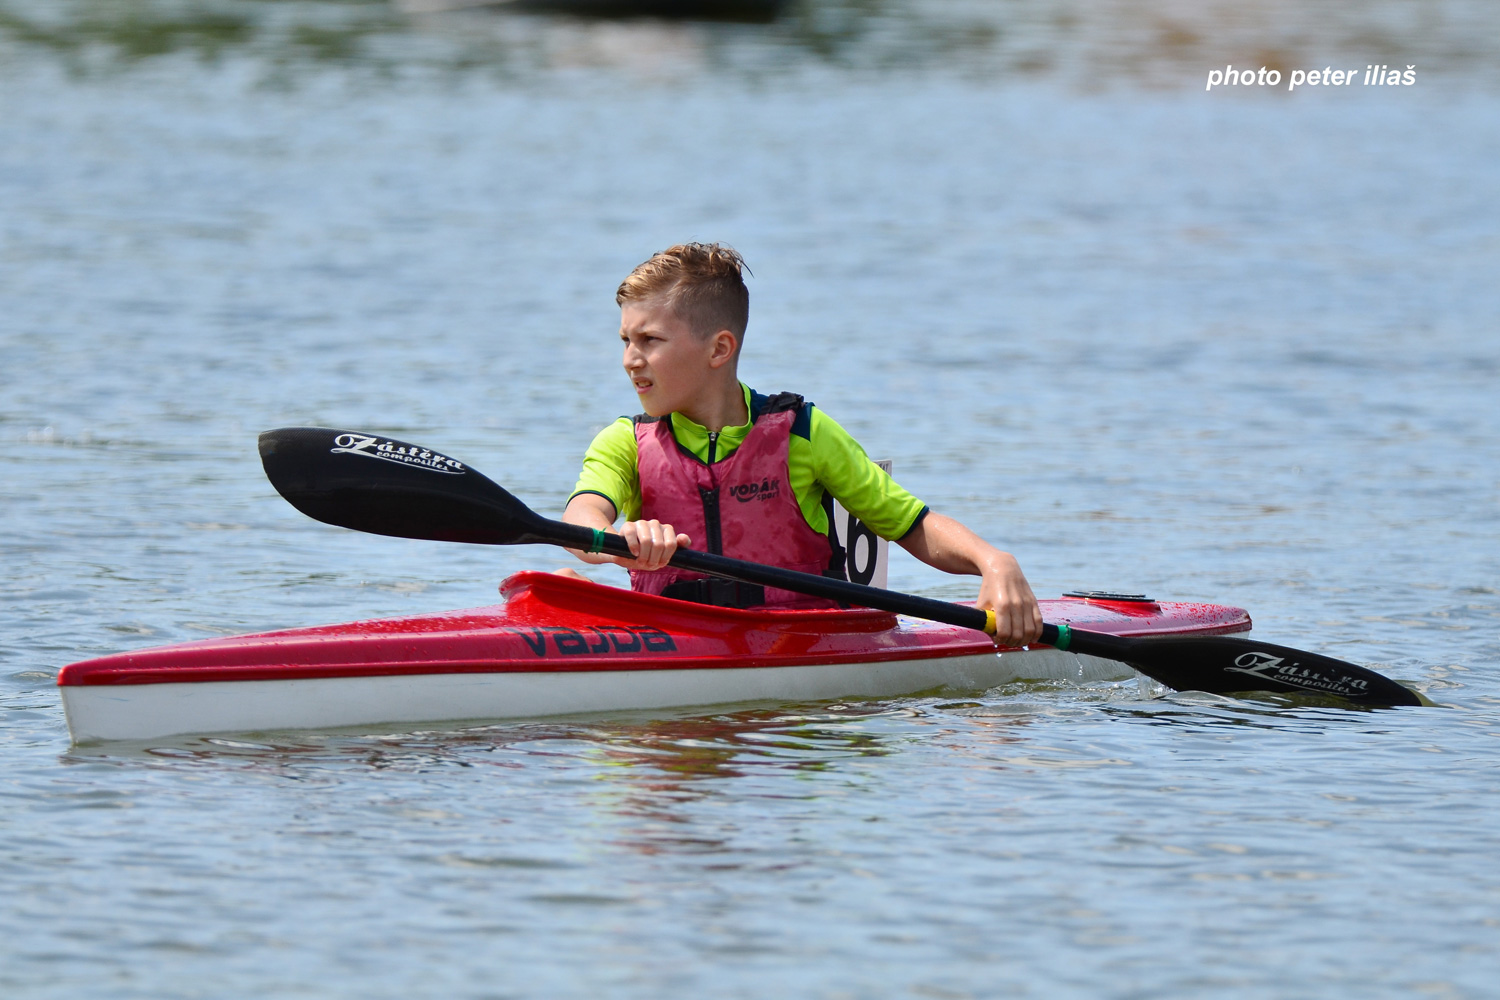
xmin=660 ymin=578 xmax=767 ymax=609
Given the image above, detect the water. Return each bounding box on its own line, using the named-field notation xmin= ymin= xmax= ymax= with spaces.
xmin=4 ymin=1 xmax=1500 ymax=996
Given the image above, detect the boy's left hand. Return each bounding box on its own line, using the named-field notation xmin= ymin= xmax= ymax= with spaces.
xmin=978 ymin=553 xmax=1043 ymax=647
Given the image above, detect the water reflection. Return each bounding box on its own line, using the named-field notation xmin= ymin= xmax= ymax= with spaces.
xmin=59 ymin=701 xmax=914 ymax=774
xmin=2 ymin=0 xmax=1494 ymax=85
xmin=57 ymin=682 xmax=1413 ymax=775
xmin=51 ymin=697 xmax=1060 ymax=861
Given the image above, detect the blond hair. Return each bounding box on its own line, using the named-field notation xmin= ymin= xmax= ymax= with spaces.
xmin=616 ymin=243 xmax=750 ymax=339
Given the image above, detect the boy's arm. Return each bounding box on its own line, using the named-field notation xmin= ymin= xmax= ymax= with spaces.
xmin=562 ymin=418 xmax=685 ymax=571
xmin=804 ymin=408 xmax=1041 ymax=645
xmin=561 ymin=493 xmax=689 ymax=572
xmin=896 ymin=513 xmax=1043 ymax=647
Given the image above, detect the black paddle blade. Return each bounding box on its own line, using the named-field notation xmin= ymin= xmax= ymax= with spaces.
xmin=258 ymin=427 xmax=553 ymax=545
xmin=1055 ymin=627 xmax=1421 ymax=707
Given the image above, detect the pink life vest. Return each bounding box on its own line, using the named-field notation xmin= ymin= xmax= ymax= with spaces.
xmin=630 ymin=392 xmax=844 ymax=608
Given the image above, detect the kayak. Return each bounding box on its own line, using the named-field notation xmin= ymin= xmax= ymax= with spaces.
xmin=58 ymin=571 xmax=1251 ymax=743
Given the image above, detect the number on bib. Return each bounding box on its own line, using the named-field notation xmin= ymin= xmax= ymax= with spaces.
xmin=831 ymin=460 xmax=890 ymax=589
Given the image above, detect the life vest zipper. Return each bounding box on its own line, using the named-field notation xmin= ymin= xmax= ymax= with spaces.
xmin=699 ymin=485 xmax=723 ymax=555
xmin=700 ymin=431 xmax=722 ymax=554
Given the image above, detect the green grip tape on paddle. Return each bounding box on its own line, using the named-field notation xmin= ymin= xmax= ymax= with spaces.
xmin=588 ymin=529 xmax=606 ymax=554
xmin=1053 ymin=623 xmax=1073 ymax=651
xmin=1038 ymin=622 xmax=1072 ymax=650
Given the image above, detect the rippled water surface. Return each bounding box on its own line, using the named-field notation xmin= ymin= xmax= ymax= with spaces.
xmin=4 ymin=2 xmax=1500 ymax=996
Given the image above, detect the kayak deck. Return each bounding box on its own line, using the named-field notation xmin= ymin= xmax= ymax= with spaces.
xmin=58 ymin=572 xmax=1250 ymax=742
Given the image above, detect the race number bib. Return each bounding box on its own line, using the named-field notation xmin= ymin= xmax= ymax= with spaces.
xmin=831 ymin=460 xmax=890 ymax=589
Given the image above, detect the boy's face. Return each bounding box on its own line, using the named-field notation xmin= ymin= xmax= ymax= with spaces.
xmin=619 ymin=296 xmax=729 ymax=418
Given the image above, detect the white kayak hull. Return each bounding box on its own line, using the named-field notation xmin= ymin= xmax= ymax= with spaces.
xmin=62 ymin=646 xmax=1133 ymax=743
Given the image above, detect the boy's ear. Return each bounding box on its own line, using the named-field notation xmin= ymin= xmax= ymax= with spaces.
xmin=707 ymin=330 xmax=739 ymax=368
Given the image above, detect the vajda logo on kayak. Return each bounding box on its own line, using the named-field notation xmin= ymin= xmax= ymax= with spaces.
xmin=504 ymin=626 xmax=676 ymax=657
xmin=728 ymin=477 xmax=781 ymax=503
xmin=330 ymin=433 xmax=467 ymax=475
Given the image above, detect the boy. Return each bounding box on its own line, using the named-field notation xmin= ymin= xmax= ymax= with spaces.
xmin=562 ymin=243 xmax=1042 ymax=647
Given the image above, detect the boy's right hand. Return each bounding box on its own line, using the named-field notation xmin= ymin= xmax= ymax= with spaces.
xmin=562 ymin=495 xmax=690 ymax=569
xmin=618 ymin=519 xmax=691 ymax=571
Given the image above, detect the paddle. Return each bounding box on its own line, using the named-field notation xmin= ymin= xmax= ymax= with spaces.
xmin=258 ymin=426 xmax=1422 ymax=707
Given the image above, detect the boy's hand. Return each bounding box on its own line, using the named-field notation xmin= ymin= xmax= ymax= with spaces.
xmin=562 ymin=496 xmax=689 ymax=569
xmin=977 ymin=552 xmax=1043 ymax=648
xmin=618 ymin=519 xmax=690 ymax=571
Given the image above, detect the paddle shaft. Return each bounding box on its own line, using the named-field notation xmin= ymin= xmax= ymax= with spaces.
xmin=557 ymin=517 xmax=1006 ymax=636
xmin=555 ymin=518 xmax=1196 ymax=660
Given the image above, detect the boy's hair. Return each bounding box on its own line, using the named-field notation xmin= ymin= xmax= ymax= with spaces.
xmin=616 ymin=243 xmax=750 ymax=340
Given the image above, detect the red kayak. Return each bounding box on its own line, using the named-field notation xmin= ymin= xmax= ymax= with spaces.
xmin=58 ymin=571 xmax=1251 ymax=742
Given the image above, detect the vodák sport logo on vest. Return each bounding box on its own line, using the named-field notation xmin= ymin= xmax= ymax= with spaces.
xmin=727 ymin=478 xmax=781 ymax=502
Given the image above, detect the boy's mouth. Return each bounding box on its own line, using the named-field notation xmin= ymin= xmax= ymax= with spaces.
xmin=631 ymin=377 xmax=653 ymax=393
